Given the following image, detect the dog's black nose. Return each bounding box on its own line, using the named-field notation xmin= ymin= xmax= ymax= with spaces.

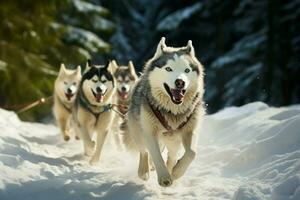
xmin=175 ymin=79 xmax=185 ymax=89
xmin=121 ymin=87 xmax=126 ymax=92
xmin=67 ymin=88 xmax=72 ymax=94
xmin=96 ymin=87 xmax=102 ymax=93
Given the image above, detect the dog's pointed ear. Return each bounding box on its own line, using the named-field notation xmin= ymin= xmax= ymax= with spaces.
xmin=107 ymin=60 xmax=117 ymax=74
xmin=87 ymin=59 xmax=92 ymax=66
xmin=59 ymin=63 xmax=66 ymax=75
xmin=153 ymin=37 xmax=167 ymax=59
xmin=76 ymin=65 xmax=81 ymax=76
xmin=84 ymin=60 xmax=92 ymax=73
xmin=185 ymin=40 xmax=195 ymax=57
xmin=128 ymin=60 xmax=137 ymax=78
xmin=112 ymin=60 xmax=118 ymax=68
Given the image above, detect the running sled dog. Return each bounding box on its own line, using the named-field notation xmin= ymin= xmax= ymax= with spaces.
xmin=124 ymin=37 xmax=205 ymax=187
xmin=111 ymin=60 xmax=138 ymax=148
xmin=53 ymin=63 xmax=81 ymax=141
xmin=74 ymin=60 xmax=117 ymax=165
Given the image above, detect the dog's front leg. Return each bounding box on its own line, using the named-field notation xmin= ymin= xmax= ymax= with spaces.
xmin=138 ymin=151 xmax=150 ymax=180
xmin=142 ymin=129 xmax=172 ymax=187
xmin=70 ymin=116 xmax=80 ymax=140
xmin=111 ymin=115 xmax=122 ymax=150
xmin=164 ymin=136 xmax=181 ymax=174
xmin=57 ymin=116 xmax=70 ymax=141
xmin=172 ymin=132 xmax=198 ymax=180
xmin=89 ymin=129 xmax=108 ymax=165
xmin=79 ymin=125 xmax=94 ymax=156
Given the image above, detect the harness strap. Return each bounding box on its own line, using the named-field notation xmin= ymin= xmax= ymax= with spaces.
xmin=148 ymin=102 xmax=173 ymax=132
xmin=56 ymin=96 xmax=72 ymax=113
xmin=148 ymin=98 xmax=200 ymax=133
xmin=111 ymin=104 xmax=128 ymax=118
xmin=117 ymin=105 xmax=128 ymax=115
xmin=177 ymin=101 xmax=200 ymax=129
xmin=78 ymin=91 xmax=128 ymax=120
xmin=78 ymin=91 xmax=112 ymax=119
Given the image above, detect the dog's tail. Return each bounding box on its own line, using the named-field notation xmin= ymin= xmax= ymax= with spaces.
xmin=120 ymin=119 xmax=139 ymax=152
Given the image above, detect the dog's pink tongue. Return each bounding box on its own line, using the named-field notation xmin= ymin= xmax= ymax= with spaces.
xmin=65 ymin=93 xmax=73 ymax=101
xmin=171 ymin=89 xmax=184 ymax=101
xmin=118 ymin=91 xmax=128 ymax=100
xmin=95 ymin=93 xmax=103 ymax=102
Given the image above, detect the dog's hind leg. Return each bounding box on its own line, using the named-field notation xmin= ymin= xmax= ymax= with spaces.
xmin=89 ymin=130 xmax=108 ymax=165
xmin=171 ymin=132 xmax=198 ymax=180
xmin=138 ymin=151 xmax=150 ymax=180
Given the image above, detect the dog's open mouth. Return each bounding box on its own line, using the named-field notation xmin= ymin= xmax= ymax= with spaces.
xmin=92 ymin=90 xmax=106 ymax=103
xmin=65 ymin=93 xmax=74 ymax=101
xmin=118 ymin=90 xmax=128 ymax=100
xmin=163 ymin=83 xmax=186 ymax=105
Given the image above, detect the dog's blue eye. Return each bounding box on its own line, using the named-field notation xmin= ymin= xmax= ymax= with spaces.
xmin=165 ymin=67 xmax=172 ymax=72
xmin=102 ymin=80 xmax=107 ymax=83
xmin=92 ymin=79 xmax=97 ymax=83
xmin=185 ymin=68 xmax=190 ymax=73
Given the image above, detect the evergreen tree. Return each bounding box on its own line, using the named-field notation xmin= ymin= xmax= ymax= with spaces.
xmin=0 ymin=0 xmax=115 ymax=121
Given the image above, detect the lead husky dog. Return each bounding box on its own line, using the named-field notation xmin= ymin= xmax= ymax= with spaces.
xmin=111 ymin=60 xmax=138 ymax=148
xmin=124 ymin=37 xmax=205 ymax=187
xmin=74 ymin=60 xmax=117 ymax=165
xmin=53 ymin=63 xmax=81 ymax=141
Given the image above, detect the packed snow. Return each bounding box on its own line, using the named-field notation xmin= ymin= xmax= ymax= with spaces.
xmin=0 ymin=102 xmax=300 ymax=200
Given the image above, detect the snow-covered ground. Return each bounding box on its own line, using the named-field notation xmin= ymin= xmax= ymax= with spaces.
xmin=0 ymin=102 xmax=300 ymax=200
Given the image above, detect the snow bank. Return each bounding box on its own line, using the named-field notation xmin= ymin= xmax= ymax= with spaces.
xmin=0 ymin=102 xmax=299 ymax=200
xmin=201 ymin=102 xmax=300 ymax=200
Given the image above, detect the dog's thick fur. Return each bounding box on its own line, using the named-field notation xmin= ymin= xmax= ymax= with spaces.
xmin=111 ymin=60 xmax=138 ymax=148
xmin=73 ymin=60 xmax=117 ymax=165
xmin=53 ymin=63 xmax=81 ymax=141
xmin=123 ymin=37 xmax=205 ymax=187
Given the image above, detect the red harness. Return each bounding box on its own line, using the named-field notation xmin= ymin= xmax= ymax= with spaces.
xmin=148 ymin=99 xmax=200 ymax=134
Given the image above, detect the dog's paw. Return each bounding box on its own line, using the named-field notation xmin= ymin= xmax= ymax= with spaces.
xmin=158 ymin=174 xmax=173 ymax=187
xmin=63 ymin=135 xmax=70 ymax=141
xmin=171 ymin=171 xmax=179 ymax=180
xmin=91 ymin=141 xmax=95 ymax=147
xmin=89 ymin=156 xmax=99 ymax=166
xmin=138 ymin=171 xmax=149 ymax=181
xmin=84 ymin=149 xmax=93 ymax=156
xmin=171 ymin=165 xmax=183 ymax=180
xmin=149 ymin=161 xmax=155 ymax=171
xmin=84 ymin=143 xmax=94 ymax=156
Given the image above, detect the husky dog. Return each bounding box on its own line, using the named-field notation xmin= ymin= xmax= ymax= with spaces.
xmin=74 ymin=60 xmax=117 ymax=164
xmin=124 ymin=37 xmax=205 ymax=187
xmin=53 ymin=63 xmax=81 ymax=141
xmin=111 ymin=60 xmax=138 ymax=148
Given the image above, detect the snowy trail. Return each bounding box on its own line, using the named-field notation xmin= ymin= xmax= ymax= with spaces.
xmin=0 ymin=102 xmax=300 ymax=200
